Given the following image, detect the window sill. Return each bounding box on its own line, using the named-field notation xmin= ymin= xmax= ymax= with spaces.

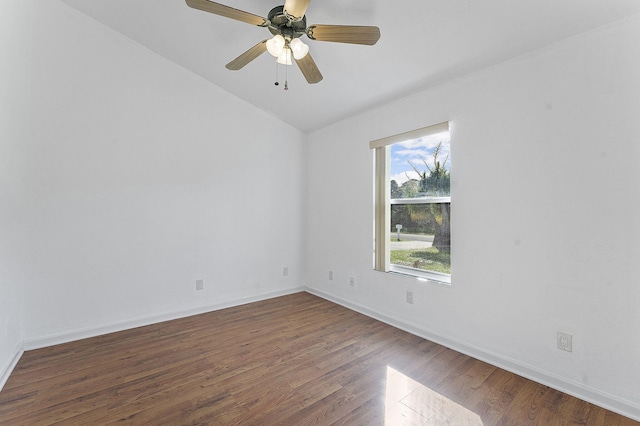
xmin=389 ymin=264 xmax=451 ymax=285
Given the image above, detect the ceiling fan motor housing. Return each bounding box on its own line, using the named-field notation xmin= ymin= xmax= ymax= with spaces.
xmin=267 ymin=5 xmax=307 ymax=39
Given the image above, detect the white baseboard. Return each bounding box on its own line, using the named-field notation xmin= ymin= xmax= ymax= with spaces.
xmin=304 ymin=286 xmax=640 ymax=422
xmin=23 ymin=286 xmax=304 ymax=351
xmin=0 ymin=343 xmax=24 ymax=392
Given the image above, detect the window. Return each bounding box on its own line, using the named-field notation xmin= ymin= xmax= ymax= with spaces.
xmin=371 ymin=122 xmax=451 ymax=284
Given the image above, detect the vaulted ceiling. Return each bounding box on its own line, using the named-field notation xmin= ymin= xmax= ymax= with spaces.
xmin=59 ymin=0 xmax=640 ymax=133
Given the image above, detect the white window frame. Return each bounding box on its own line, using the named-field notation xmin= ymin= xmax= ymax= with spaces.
xmin=370 ymin=122 xmax=451 ymax=285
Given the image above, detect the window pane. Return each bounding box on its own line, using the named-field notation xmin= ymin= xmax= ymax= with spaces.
xmin=390 ymin=202 xmax=450 ymax=274
xmin=390 ymin=131 xmax=450 ymax=199
xmin=389 ymin=130 xmax=450 ymax=276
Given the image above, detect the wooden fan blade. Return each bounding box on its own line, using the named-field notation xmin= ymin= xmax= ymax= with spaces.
xmin=185 ymin=0 xmax=266 ymax=26
xmin=226 ymin=40 xmax=268 ymax=70
xmin=307 ymin=24 xmax=380 ymax=45
xmin=295 ymin=53 xmax=323 ymax=84
xmin=283 ymin=0 xmax=311 ymax=20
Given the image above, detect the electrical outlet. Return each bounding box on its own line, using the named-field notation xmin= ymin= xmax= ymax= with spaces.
xmin=557 ymin=331 xmax=572 ymax=352
xmin=283 ymin=266 xmax=289 ymax=276
xmin=196 ymin=279 xmax=204 ymax=291
xmin=349 ymin=277 xmax=355 ymax=287
xmin=329 ymin=270 xmax=334 ymax=280
xmin=406 ymin=291 xmax=414 ymax=304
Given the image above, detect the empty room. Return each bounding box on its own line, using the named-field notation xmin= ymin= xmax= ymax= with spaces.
xmin=1 ymin=0 xmax=639 ymax=424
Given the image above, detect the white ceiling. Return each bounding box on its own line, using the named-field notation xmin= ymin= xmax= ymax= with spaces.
xmin=59 ymin=0 xmax=640 ymax=133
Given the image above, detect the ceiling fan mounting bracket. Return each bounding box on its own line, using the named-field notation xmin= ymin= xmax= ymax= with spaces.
xmin=267 ymin=5 xmax=307 ymax=40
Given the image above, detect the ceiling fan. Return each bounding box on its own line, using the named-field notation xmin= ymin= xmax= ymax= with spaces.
xmin=185 ymin=0 xmax=381 ymax=85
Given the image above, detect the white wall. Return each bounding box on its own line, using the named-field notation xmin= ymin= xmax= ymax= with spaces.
xmin=0 ymin=0 xmax=306 ymax=358
xmin=306 ymin=15 xmax=640 ymax=419
xmin=0 ymin=1 xmax=31 ymax=386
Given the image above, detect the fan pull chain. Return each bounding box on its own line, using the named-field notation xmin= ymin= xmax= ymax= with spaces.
xmin=284 ymin=50 xmax=289 ymax=91
xmin=273 ymin=53 xmax=290 ymax=91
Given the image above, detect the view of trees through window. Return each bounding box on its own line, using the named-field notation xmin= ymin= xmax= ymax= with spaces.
xmin=390 ymin=132 xmax=451 ymax=275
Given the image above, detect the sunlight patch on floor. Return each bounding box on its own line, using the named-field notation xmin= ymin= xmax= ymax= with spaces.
xmin=384 ymin=366 xmax=484 ymax=425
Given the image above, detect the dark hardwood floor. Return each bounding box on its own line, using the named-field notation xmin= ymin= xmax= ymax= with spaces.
xmin=0 ymin=292 xmax=637 ymax=425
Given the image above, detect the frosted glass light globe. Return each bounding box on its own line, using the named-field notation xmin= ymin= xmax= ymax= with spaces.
xmin=276 ymin=48 xmax=292 ymax=65
xmin=266 ymin=35 xmax=285 ymax=57
xmin=289 ymin=38 xmax=309 ymax=60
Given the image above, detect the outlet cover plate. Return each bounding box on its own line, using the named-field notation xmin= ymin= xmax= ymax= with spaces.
xmin=557 ymin=331 xmax=572 ymax=352
xmin=406 ymin=291 xmax=414 ymax=304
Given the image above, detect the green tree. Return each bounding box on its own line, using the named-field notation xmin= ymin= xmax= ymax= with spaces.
xmin=408 ymin=141 xmax=450 ymax=197
xmin=390 ymin=179 xmax=402 ymax=199
xmin=400 ymin=179 xmax=419 ymax=198
xmin=430 ymin=203 xmax=450 ymax=252
xmin=408 ymin=141 xmax=451 ymax=252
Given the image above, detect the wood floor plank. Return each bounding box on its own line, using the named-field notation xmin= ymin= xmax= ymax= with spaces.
xmin=0 ymin=292 xmax=637 ymax=425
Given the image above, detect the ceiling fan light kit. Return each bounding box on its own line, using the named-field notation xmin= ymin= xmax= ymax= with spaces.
xmin=185 ymin=0 xmax=380 ymax=87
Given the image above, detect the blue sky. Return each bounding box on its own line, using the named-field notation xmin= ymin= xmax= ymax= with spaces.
xmin=390 ymin=131 xmax=451 ymax=185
